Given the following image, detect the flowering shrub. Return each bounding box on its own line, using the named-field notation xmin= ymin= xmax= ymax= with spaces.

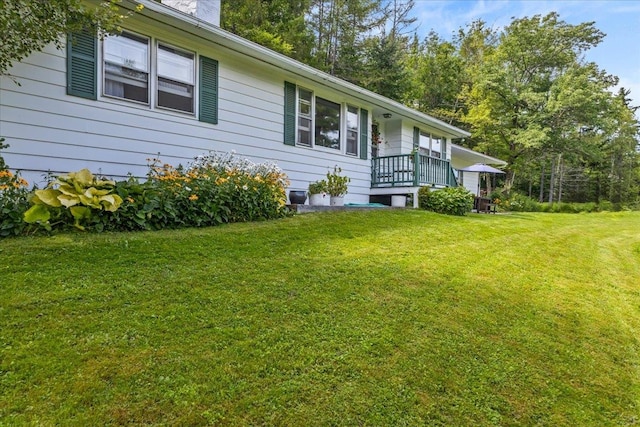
xmin=418 ymin=186 xmax=474 ymax=216
xmin=5 ymin=150 xmax=290 ymax=236
xmin=145 ymin=151 xmax=290 ymax=227
xmin=0 ymin=141 xmax=31 ymax=237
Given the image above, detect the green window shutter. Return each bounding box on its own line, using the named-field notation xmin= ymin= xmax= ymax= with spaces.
xmin=67 ymin=30 xmax=97 ymax=100
xmin=359 ymin=108 xmax=368 ymax=160
xmin=199 ymin=56 xmax=219 ymax=125
xmin=442 ymin=139 xmax=447 ymax=160
xmin=284 ymin=81 xmax=296 ymax=146
xmin=413 ymin=126 xmax=420 ymax=149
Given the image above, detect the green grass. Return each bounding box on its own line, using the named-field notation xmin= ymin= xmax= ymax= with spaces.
xmin=1 ymin=210 xmax=639 ymax=425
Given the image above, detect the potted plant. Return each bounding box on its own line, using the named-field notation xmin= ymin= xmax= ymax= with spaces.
xmin=325 ymin=166 xmax=350 ymax=206
xmin=308 ymin=179 xmax=327 ymax=206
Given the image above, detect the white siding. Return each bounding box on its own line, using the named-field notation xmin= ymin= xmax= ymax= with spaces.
xmin=462 ymin=171 xmax=480 ymax=196
xmin=0 ymin=19 xmax=372 ymax=203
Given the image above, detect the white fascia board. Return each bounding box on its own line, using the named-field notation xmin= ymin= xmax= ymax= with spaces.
xmin=130 ymin=0 xmax=470 ymax=138
xmin=450 ymin=144 xmax=508 ymax=166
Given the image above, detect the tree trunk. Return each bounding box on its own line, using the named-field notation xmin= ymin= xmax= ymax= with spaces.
xmin=539 ymin=161 xmax=545 ymax=202
xmin=557 ymin=154 xmax=564 ymax=203
xmin=548 ymin=155 xmax=556 ymax=204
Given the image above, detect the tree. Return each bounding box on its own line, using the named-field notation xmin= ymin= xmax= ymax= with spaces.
xmin=1 ymin=0 xmax=139 ymax=76
xmin=462 ymin=13 xmax=609 ymax=190
xmin=407 ymin=31 xmax=465 ymax=124
xmin=221 ymin=0 xmax=313 ymax=60
xmin=360 ymin=32 xmax=411 ymax=101
xmin=308 ymin=0 xmax=386 ymax=77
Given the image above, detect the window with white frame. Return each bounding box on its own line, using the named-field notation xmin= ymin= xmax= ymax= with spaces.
xmin=293 ymin=87 xmax=360 ymax=155
xmin=418 ymin=131 xmax=443 ymax=158
xmin=346 ymin=105 xmax=359 ymax=156
xmin=157 ymin=44 xmax=195 ymax=113
xmin=298 ymin=88 xmax=312 ymax=146
xmin=431 ymin=136 xmax=442 ymax=158
xmin=315 ymin=97 xmax=341 ymax=150
xmin=419 ymin=131 xmax=430 ymax=155
xmin=102 ymin=33 xmax=195 ymax=115
xmin=103 ymin=32 xmax=149 ymax=103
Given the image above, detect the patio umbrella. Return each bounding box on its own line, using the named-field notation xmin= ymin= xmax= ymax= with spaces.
xmin=460 ymin=163 xmax=506 ymax=198
xmin=460 ymin=163 xmax=505 ymax=174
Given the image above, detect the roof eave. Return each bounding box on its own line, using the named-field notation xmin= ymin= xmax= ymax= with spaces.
xmin=134 ymin=0 xmax=470 ymax=138
xmin=450 ymin=144 xmax=508 ymax=166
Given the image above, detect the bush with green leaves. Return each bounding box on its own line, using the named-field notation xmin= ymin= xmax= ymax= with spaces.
xmin=23 ymin=168 xmax=123 ymax=231
xmin=0 ymin=140 xmax=32 ymax=237
xmin=16 ymin=152 xmax=291 ymax=234
xmin=145 ymin=152 xmax=291 ymax=227
xmin=501 ymin=192 xmax=541 ymax=212
xmin=418 ymin=186 xmax=474 ymax=216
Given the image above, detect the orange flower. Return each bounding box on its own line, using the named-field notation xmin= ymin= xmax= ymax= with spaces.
xmin=189 ymin=194 xmax=199 ymax=201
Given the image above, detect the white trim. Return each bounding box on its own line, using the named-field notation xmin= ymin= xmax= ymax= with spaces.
xmin=450 ymin=144 xmax=507 ymax=166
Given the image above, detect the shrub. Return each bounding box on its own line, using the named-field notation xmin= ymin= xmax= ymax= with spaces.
xmin=502 ymin=193 xmax=541 ymax=212
xmin=0 ymin=140 xmax=32 ymax=237
xmin=16 ymin=151 xmax=291 ymax=235
xmin=418 ymin=186 xmax=473 ymax=216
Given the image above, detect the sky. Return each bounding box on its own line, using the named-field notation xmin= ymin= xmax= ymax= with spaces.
xmin=408 ymin=0 xmax=640 ymax=110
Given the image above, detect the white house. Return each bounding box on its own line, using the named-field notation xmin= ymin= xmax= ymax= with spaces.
xmin=0 ymin=0 xmax=505 ymax=206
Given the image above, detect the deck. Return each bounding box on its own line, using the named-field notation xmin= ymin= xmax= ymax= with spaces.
xmin=371 ymin=153 xmax=458 ymax=188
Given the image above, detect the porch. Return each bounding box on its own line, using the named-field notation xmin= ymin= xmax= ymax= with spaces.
xmin=371 ymin=153 xmax=458 ymax=188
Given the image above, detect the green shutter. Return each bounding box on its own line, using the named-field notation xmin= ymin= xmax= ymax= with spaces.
xmin=359 ymin=108 xmax=368 ymax=160
xmin=199 ymin=56 xmax=219 ymax=124
xmin=442 ymin=138 xmax=447 ymax=160
xmin=413 ymin=126 xmax=420 ymax=149
xmin=67 ymin=30 xmax=97 ymax=100
xmin=284 ymin=81 xmax=296 ymax=146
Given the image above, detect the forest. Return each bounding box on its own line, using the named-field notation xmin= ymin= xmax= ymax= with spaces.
xmin=222 ymin=0 xmax=640 ymax=207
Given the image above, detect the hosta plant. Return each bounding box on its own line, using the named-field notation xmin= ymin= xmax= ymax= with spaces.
xmin=24 ymin=168 xmax=123 ymax=230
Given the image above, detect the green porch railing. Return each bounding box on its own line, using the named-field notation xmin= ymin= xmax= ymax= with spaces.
xmin=371 ymin=154 xmax=453 ymax=188
xmin=448 ymin=165 xmax=458 ymax=187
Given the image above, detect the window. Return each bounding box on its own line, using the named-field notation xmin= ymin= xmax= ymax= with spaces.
xmin=346 ymin=105 xmax=359 ymax=156
xmin=419 ymin=131 xmax=431 ymax=155
xmin=418 ymin=131 xmax=444 ymax=158
xmin=431 ymin=136 xmax=442 ymax=158
xmin=103 ymin=32 xmax=149 ymax=103
xmin=70 ymin=30 xmax=218 ymax=122
xmin=157 ymin=44 xmax=195 ymax=113
xmin=298 ymin=88 xmax=312 ymax=146
xmin=284 ymin=82 xmax=366 ymax=158
xmin=315 ymin=97 xmax=341 ymax=150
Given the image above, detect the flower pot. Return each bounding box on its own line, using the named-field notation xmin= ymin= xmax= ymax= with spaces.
xmin=391 ymin=195 xmax=407 ymax=207
xmin=330 ymin=196 xmax=344 ymax=206
xmin=289 ymin=190 xmax=307 ymax=205
xmin=309 ymin=193 xmax=325 ymax=206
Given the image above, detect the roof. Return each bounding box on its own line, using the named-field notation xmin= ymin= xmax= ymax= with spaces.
xmin=450 ymin=144 xmax=508 ymax=167
xmin=132 ymin=0 xmax=471 ymax=139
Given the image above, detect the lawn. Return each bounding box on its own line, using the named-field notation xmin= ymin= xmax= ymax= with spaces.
xmin=1 ymin=210 xmax=639 ymax=425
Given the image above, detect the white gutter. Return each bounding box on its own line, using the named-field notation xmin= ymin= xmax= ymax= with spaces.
xmin=130 ymin=0 xmax=471 ymax=138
